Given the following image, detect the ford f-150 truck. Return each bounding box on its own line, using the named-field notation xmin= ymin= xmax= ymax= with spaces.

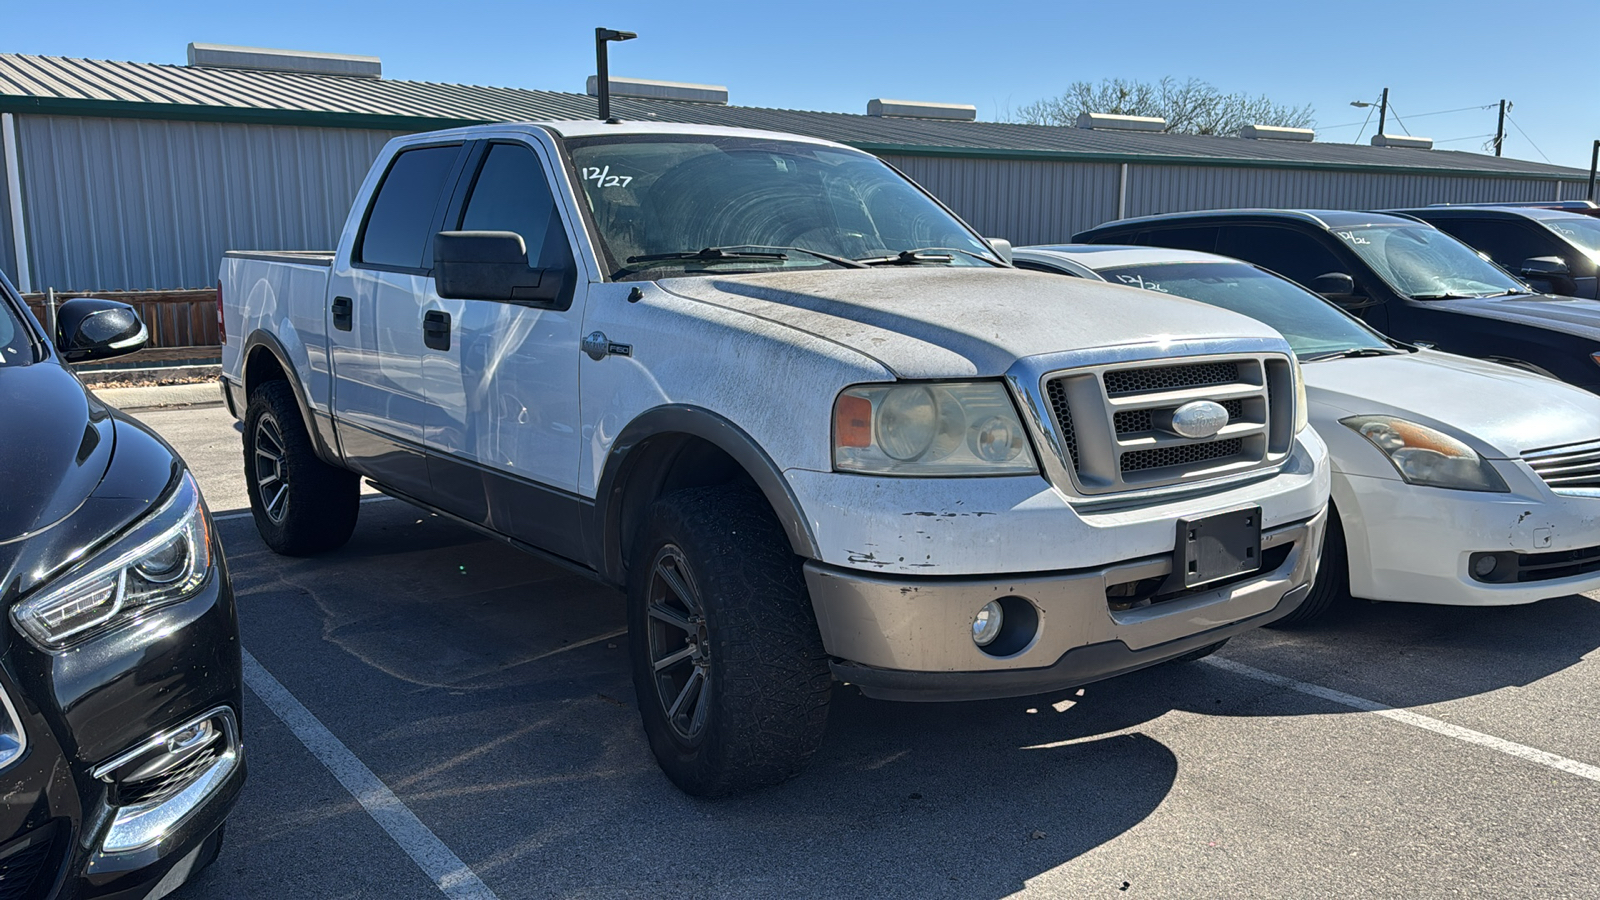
xmin=219 ymin=120 xmax=1329 ymax=795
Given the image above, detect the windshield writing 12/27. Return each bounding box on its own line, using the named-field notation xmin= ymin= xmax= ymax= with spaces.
xmin=565 ymin=136 xmax=996 ymax=280
xmin=1332 ymin=225 xmax=1524 ymax=299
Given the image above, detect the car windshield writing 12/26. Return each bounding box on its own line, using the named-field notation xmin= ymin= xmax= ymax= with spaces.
xmin=1331 ymin=225 xmax=1524 ymax=299
xmin=565 ymin=136 xmax=996 ymax=280
xmin=1098 ymin=262 xmax=1393 ymax=359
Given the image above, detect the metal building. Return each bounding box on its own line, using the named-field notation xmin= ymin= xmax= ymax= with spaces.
xmin=0 ymin=48 xmax=1590 ymax=293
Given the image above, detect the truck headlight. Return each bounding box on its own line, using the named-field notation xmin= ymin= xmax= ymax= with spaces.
xmin=833 ymin=382 xmax=1039 ymax=476
xmin=12 ymin=472 xmax=213 ymax=649
xmin=1342 ymin=416 xmax=1508 ymax=492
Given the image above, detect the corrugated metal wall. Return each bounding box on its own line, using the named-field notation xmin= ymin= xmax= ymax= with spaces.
xmin=14 ymin=115 xmax=402 ymax=292
xmin=885 ymin=155 xmax=1586 ymax=246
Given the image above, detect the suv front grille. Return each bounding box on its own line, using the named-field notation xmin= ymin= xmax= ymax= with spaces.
xmin=0 ymin=825 xmax=63 ymax=900
xmin=1522 ymin=439 xmax=1600 ymax=493
xmin=1042 ymin=354 xmax=1295 ymax=494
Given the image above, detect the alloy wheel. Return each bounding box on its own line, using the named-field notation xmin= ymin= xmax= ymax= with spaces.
xmin=253 ymin=413 xmax=290 ymax=524
xmin=645 ymin=545 xmax=711 ymax=741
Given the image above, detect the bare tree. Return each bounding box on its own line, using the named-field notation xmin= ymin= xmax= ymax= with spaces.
xmin=1012 ymin=77 xmax=1315 ymax=135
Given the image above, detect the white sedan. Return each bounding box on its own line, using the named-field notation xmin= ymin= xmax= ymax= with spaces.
xmin=1015 ymin=244 xmax=1600 ymax=624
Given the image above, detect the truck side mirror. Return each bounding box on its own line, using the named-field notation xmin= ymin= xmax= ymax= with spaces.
xmin=985 ymin=237 xmax=1014 ymax=265
xmin=56 ymin=298 xmax=147 ymax=362
xmin=434 ymin=231 xmax=568 ymax=307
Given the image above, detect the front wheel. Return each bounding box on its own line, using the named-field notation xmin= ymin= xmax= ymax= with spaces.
xmin=1266 ymin=508 xmax=1349 ymax=629
xmin=628 ymin=484 xmax=832 ymax=797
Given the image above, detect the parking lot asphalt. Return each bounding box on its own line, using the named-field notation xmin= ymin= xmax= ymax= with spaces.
xmin=134 ymin=403 xmax=1600 ymax=899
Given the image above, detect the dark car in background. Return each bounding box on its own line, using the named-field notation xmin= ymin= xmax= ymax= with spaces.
xmin=1394 ymin=206 xmax=1600 ymax=300
xmin=1076 ymin=209 xmax=1600 ymax=391
xmin=0 ymin=271 xmax=241 ymax=898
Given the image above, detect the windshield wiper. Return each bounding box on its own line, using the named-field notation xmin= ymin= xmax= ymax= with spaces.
xmin=1410 ymin=291 xmax=1503 ymax=300
xmin=856 ymin=247 xmax=998 ymax=266
xmin=1301 ymin=347 xmax=1399 ymax=362
xmin=626 ymin=247 xmax=790 ymax=265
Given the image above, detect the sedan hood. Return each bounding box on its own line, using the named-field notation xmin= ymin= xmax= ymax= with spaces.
xmin=0 ymin=361 xmax=114 ymax=544
xmin=1433 ymin=292 xmax=1600 ymax=341
xmin=1304 ymin=350 xmax=1600 ymax=457
xmin=656 ymin=268 xmax=1284 ymax=378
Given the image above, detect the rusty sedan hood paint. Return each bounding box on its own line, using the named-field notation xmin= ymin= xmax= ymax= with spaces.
xmin=655 ymin=268 xmax=1285 ymax=378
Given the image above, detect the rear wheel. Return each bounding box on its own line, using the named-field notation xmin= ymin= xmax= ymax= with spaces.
xmin=1266 ymin=508 xmax=1349 ymax=629
xmin=628 ymin=484 xmax=832 ymax=796
xmin=243 ymin=381 xmax=359 ymax=556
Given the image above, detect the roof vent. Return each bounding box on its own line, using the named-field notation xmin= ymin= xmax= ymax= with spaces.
xmin=1076 ymin=112 xmax=1166 ymax=132
xmin=1370 ymin=133 xmax=1434 ymax=150
xmin=1240 ymin=124 xmax=1315 ymax=142
xmin=186 ymin=42 xmax=380 ymax=78
xmin=866 ymin=99 xmax=977 ymax=121
xmin=585 ymin=76 xmax=728 ymax=105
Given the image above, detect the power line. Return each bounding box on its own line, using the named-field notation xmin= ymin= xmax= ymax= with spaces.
xmin=1431 ymin=133 xmax=1496 ymax=144
xmin=1321 ymin=102 xmax=1499 ymax=130
xmin=1505 ymin=113 xmax=1552 ymax=163
xmin=1386 ymin=104 xmax=1412 ymax=135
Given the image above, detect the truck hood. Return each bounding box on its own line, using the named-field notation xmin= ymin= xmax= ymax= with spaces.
xmin=0 ymin=361 xmax=115 ymax=544
xmin=1304 ymin=350 xmax=1600 ymax=457
xmin=1429 ymin=292 xmax=1600 ymax=342
xmin=656 ymin=268 xmax=1284 ymax=378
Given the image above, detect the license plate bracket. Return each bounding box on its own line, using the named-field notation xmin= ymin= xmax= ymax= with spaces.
xmin=1177 ymin=506 xmax=1262 ymax=588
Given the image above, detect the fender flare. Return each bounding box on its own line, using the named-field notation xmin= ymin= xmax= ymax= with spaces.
xmin=240 ymin=330 xmax=340 ymax=463
xmin=592 ymin=405 xmax=820 ymax=584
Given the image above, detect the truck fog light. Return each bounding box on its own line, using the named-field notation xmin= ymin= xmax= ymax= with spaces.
xmin=1473 ymin=555 xmax=1498 ymax=578
xmin=972 ymin=601 xmax=1004 ymax=646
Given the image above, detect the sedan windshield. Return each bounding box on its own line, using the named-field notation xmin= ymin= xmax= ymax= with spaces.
xmin=1329 ymin=224 xmax=1525 ymax=299
xmin=1095 ymin=262 xmax=1394 ymax=359
xmin=1541 ymin=216 xmax=1600 ymax=260
xmin=564 ymin=135 xmax=998 ymax=281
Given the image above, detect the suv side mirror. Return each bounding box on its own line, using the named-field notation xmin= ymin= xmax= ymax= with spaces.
xmin=1310 ymin=272 xmax=1358 ymax=298
xmin=55 ymin=298 xmax=147 ymax=362
xmin=1520 ymin=256 xmax=1570 ymax=277
xmin=985 ymin=237 xmax=1014 ymax=265
xmin=434 ymin=231 xmax=568 ymax=306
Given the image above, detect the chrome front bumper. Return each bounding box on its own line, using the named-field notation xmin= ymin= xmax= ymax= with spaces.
xmin=807 ymin=506 xmax=1326 ymax=701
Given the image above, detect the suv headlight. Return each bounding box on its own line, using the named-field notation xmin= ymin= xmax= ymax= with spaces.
xmin=1342 ymin=416 xmax=1508 ymax=492
xmin=833 ymin=382 xmax=1039 ymax=476
xmin=13 ymin=472 xmax=213 ymax=649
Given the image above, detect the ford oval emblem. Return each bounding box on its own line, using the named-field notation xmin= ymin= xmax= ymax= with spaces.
xmin=1170 ymin=400 xmax=1229 ymax=439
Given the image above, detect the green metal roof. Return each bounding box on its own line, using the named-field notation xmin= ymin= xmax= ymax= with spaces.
xmin=0 ymin=52 xmax=1586 ymax=181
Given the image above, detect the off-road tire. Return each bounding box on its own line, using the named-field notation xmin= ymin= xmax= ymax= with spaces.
xmin=1266 ymin=508 xmax=1349 ymax=629
xmin=627 ymin=483 xmax=832 ymax=797
xmin=243 ymin=381 xmax=359 ymax=556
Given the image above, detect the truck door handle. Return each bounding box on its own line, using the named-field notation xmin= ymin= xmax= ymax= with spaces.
xmin=332 ymin=296 xmax=353 ymax=331
xmin=423 ymin=310 xmax=451 ymax=351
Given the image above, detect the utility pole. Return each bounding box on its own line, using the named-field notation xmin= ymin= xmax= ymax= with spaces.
xmin=1589 ymin=140 xmax=1599 ymax=202
xmin=594 ymin=27 xmax=638 ymax=123
xmin=1377 ymin=87 xmax=1388 ymax=136
xmin=1494 ymin=100 xmax=1507 ymax=157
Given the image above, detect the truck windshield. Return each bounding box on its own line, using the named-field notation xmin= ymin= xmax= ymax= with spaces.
xmin=1329 ymin=224 xmax=1525 ymax=299
xmin=564 ymin=135 xmax=998 ymax=281
xmin=1541 ymin=216 xmax=1600 ymax=260
xmin=1095 ymin=261 xmax=1394 ymax=360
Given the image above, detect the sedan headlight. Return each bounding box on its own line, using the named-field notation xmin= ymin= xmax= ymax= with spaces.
xmin=1342 ymin=416 xmax=1508 ymax=492
xmin=833 ymin=382 xmax=1039 ymax=476
xmin=13 ymin=472 xmax=212 ymax=649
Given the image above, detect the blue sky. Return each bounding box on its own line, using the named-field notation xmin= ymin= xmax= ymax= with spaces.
xmin=9 ymin=0 xmax=1596 ymax=169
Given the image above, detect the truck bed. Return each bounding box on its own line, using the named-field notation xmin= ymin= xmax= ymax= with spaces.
xmin=221 ymin=250 xmax=334 ymax=266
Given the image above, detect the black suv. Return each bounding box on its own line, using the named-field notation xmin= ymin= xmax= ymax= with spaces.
xmin=1076 ymin=209 xmax=1600 ymax=391
xmin=1394 ymin=206 xmax=1600 ymax=300
xmin=0 ymin=271 xmax=242 ymax=897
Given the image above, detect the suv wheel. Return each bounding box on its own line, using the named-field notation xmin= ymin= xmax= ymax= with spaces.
xmin=243 ymin=381 xmax=359 ymax=556
xmin=628 ymin=484 xmax=832 ymax=796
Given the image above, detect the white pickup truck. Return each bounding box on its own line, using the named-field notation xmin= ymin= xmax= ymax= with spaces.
xmin=219 ymin=120 xmax=1329 ymax=795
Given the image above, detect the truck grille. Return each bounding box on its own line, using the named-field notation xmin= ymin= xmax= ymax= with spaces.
xmin=1522 ymin=439 xmax=1600 ymax=493
xmin=1042 ymin=354 xmax=1295 ymax=494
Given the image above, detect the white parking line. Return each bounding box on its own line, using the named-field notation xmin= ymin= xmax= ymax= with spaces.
xmin=1203 ymin=656 xmax=1600 ymax=785
xmin=241 ymin=649 xmax=502 ymax=900
xmin=213 ymin=495 xmax=393 ymax=522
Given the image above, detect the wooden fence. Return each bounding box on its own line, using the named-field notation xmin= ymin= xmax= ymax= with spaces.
xmin=22 ymin=288 xmax=222 ymax=350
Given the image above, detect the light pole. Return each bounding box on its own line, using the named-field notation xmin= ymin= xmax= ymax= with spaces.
xmin=595 ymin=27 xmax=638 ymax=123
xmin=1349 ymin=89 xmax=1389 ymax=140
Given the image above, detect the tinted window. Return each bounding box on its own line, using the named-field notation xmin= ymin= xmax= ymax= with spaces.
xmin=1133 ymin=227 xmax=1219 ymax=253
xmin=1218 ymin=226 xmax=1348 ymax=287
xmin=1095 ymin=261 xmax=1390 ymax=359
xmin=358 ymin=145 xmax=461 ymax=269
xmin=0 ymin=273 xmax=34 ymax=367
xmin=1434 ymin=219 xmax=1565 ymax=271
xmin=458 ymin=143 xmax=570 ymax=269
xmin=565 ymin=135 xmax=997 ymax=280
